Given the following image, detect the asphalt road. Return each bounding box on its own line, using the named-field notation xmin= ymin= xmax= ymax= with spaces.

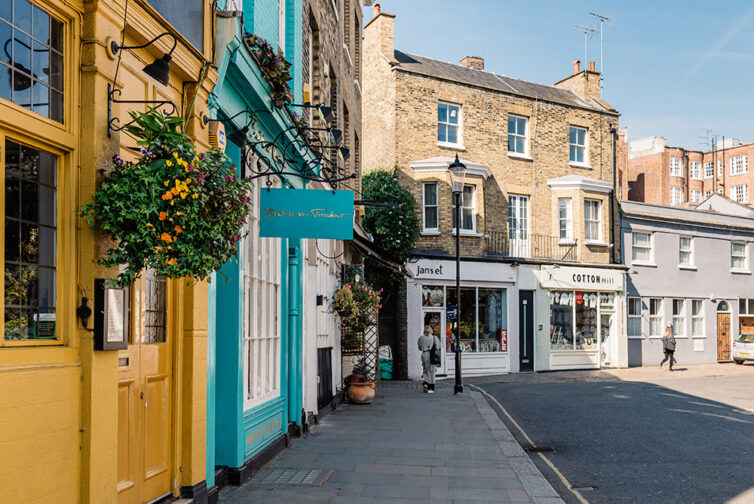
xmin=473 ymin=367 xmax=754 ymax=504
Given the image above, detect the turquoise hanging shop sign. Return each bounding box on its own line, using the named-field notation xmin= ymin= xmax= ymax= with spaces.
xmin=259 ymin=188 xmax=355 ymax=239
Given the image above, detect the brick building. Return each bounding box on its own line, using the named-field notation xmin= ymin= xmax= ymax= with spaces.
xmin=627 ymin=136 xmax=753 ymax=206
xmin=363 ymin=5 xmax=628 ymax=378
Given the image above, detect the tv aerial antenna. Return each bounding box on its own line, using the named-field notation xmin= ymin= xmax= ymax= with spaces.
xmin=573 ymin=24 xmax=597 ymax=73
xmin=589 ymin=12 xmax=612 ymax=98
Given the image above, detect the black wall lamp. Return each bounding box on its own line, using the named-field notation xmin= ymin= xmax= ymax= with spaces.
xmin=110 ymin=32 xmax=178 ymax=86
xmin=289 ymin=103 xmax=333 ymax=123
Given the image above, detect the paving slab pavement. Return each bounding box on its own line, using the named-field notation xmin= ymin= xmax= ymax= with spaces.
xmin=218 ymin=385 xmax=564 ymax=504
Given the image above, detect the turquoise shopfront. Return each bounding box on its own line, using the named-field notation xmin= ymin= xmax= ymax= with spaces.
xmin=206 ymin=1 xmax=309 ymax=497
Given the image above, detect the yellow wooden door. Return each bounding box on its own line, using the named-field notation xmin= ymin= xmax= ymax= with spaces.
xmin=118 ymin=271 xmax=173 ymax=504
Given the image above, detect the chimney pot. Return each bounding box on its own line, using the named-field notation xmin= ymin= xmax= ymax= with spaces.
xmin=588 ymin=61 xmax=595 ymax=72
xmin=373 ymin=3 xmax=380 ymax=17
xmin=572 ymin=60 xmax=581 ymax=74
xmin=460 ymin=56 xmax=484 ymax=70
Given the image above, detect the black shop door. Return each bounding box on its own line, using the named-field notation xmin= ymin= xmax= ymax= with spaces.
xmin=519 ymin=291 xmax=534 ymax=371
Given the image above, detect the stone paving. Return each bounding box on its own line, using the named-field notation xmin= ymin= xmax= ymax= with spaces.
xmin=218 ymin=384 xmax=563 ymax=504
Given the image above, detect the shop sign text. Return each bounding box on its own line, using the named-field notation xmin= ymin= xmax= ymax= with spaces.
xmin=259 ymin=188 xmax=354 ymax=239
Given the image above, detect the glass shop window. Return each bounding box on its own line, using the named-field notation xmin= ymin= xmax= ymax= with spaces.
xmin=575 ymin=292 xmax=598 ymax=350
xmin=4 ymin=140 xmax=57 ymax=340
xmin=446 ymin=286 xmax=507 ymax=353
xmin=550 ymin=291 xmax=574 ymax=350
xmin=0 ymin=0 xmax=64 ymax=122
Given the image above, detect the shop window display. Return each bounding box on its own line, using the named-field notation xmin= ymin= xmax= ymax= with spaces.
xmin=444 ymin=286 xmax=507 ymax=353
xmin=550 ymin=290 xmax=609 ymax=351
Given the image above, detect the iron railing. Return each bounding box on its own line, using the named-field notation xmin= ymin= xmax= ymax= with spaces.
xmin=485 ymin=231 xmax=577 ymax=262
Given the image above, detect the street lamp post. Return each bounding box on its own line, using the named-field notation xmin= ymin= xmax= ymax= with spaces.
xmin=448 ymin=154 xmax=467 ymax=395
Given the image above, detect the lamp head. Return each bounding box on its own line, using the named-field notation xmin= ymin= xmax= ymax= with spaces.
xmin=142 ymin=53 xmax=172 ymax=86
xmin=338 ymin=146 xmax=350 ymax=161
xmin=318 ymin=105 xmax=333 ymax=123
xmin=329 ymin=128 xmax=342 ymax=144
xmin=448 ymin=154 xmax=467 ymax=194
xmin=228 ymin=125 xmax=250 ymax=148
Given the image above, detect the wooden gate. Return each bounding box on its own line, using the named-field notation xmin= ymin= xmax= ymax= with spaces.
xmin=717 ymin=313 xmax=731 ymax=361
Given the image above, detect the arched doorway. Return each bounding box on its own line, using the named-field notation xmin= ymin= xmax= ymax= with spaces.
xmin=716 ymin=301 xmax=731 ymax=361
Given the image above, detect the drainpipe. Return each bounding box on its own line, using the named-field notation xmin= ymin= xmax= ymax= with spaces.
xmin=287 ymin=239 xmax=303 ymax=426
xmin=610 ymin=125 xmax=618 ymax=264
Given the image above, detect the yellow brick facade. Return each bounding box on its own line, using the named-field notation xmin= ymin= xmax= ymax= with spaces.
xmin=363 ymin=10 xmax=621 ymax=265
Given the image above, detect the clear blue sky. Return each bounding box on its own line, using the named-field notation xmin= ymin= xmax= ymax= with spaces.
xmin=364 ymin=1 xmax=754 ymax=149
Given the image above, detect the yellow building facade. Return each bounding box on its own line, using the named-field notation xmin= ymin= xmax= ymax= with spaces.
xmin=0 ymin=0 xmax=216 ymax=502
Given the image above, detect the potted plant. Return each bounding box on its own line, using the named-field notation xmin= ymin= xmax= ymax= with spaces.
xmin=81 ymin=108 xmax=254 ymax=287
xmin=344 ymin=357 xmax=376 ymax=404
xmin=330 ymin=276 xmax=381 ymax=352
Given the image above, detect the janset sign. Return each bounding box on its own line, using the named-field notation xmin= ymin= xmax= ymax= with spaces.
xmin=259 ymin=188 xmax=354 ymax=239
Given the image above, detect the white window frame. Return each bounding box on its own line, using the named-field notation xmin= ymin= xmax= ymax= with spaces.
xmin=584 ymin=199 xmax=602 ymax=242
xmin=422 ymin=182 xmax=439 ymax=233
xmin=632 ymin=231 xmax=653 ymax=264
xmin=689 ymin=161 xmax=702 ymax=180
xmin=243 ymin=181 xmax=282 ymax=410
xmin=672 ymin=299 xmax=686 ymax=338
xmin=508 ymin=114 xmax=529 ymax=156
xmin=670 ymin=157 xmax=683 ymax=177
xmin=437 ymin=101 xmax=462 ymax=147
xmin=509 ymin=194 xmax=530 ymax=257
xmin=278 ymin=0 xmax=286 ymax=54
xmin=704 ymin=161 xmax=714 ymax=179
xmin=569 ymin=126 xmax=588 ymax=165
xmin=730 ymin=155 xmax=748 ymax=175
xmin=670 ymin=186 xmax=683 ymax=206
xmin=731 ymin=241 xmax=748 ymax=271
xmin=558 ymin=198 xmax=573 ymax=242
xmin=679 ymin=236 xmax=693 ymax=267
xmin=649 ymin=298 xmax=663 ymax=338
xmin=704 ymin=190 xmax=713 ymax=199
xmin=691 ymin=299 xmax=704 ymax=338
xmin=718 ymin=160 xmax=723 ymax=177
xmin=731 ymin=184 xmax=748 ymax=203
xmin=452 ymin=184 xmax=476 ymax=234
xmin=690 ymin=190 xmax=703 ymax=203
xmin=627 ymin=297 xmax=642 ymax=339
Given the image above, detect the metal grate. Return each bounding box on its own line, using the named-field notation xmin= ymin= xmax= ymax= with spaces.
xmin=255 ymin=469 xmax=333 ymax=487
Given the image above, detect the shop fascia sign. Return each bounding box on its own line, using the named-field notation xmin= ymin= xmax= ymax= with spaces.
xmin=539 ymin=266 xmax=623 ymax=291
xmin=259 ymin=188 xmax=354 ymax=239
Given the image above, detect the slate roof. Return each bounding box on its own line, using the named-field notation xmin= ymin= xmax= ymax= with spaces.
xmin=393 ymin=50 xmax=616 ymax=114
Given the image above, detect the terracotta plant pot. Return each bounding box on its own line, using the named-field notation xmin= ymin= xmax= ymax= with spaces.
xmin=347 ymin=381 xmax=376 ymax=404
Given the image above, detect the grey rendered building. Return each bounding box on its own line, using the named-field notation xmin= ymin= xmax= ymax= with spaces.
xmin=621 ymin=196 xmax=754 ymax=366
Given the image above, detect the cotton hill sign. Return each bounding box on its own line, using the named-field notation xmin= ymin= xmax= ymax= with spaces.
xmin=259 ymin=188 xmax=354 ymax=239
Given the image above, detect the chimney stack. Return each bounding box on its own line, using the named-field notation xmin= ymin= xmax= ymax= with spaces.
xmin=373 ymin=3 xmax=380 ymax=17
xmin=572 ymin=60 xmax=581 ymax=74
xmin=588 ymin=61 xmax=595 ymax=72
xmin=459 ymin=56 xmax=484 ymax=71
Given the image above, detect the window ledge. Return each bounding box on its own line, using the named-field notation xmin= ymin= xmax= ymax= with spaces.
xmin=452 ymin=230 xmax=483 ymax=237
xmin=670 ymin=174 xmax=683 ymax=178
xmin=678 ymin=265 xmax=697 ymax=271
xmin=559 ymin=239 xmax=576 ymax=245
xmin=731 ymin=268 xmax=751 ymax=275
xmin=437 ymin=141 xmax=466 ymax=151
xmin=421 ymin=230 xmax=441 ymax=236
xmin=674 ymin=335 xmax=688 ymax=339
xmin=627 ymin=336 xmax=643 ymax=340
xmin=507 ymin=152 xmax=533 ymax=161
xmin=569 ymin=162 xmax=592 ymax=169
xmin=584 ymin=240 xmax=609 ymax=247
xmin=632 ymin=261 xmax=657 ymax=268
xmin=649 ymin=336 xmax=663 ymax=339
xmin=692 ymin=335 xmax=707 ymax=339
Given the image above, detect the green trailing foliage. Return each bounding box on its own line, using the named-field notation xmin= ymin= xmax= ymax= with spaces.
xmin=361 ymin=169 xmax=420 ymax=263
xmin=244 ymin=33 xmax=294 ymax=109
xmin=80 ymin=108 xmax=254 ymax=287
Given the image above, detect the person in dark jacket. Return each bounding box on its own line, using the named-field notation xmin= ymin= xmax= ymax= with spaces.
xmin=660 ymin=323 xmax=677 ymax=370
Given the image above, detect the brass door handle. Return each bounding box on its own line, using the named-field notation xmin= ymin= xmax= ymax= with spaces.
xmin=140 ymin=391 xmax=145 ymax=400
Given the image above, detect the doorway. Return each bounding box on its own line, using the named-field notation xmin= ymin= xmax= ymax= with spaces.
xmin=519 ymin=291 xmax=534 ymax=371
xmin=423 ymin=310 xmax=445 ymax=374
xmin=717 ymin=303 xmax=731 ymax=362
xmin=117 ymin=271 xmax=173 ymax=504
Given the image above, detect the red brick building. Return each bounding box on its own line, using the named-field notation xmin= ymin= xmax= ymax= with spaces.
xmin=627 ymin=136 xmax=753 ymax=206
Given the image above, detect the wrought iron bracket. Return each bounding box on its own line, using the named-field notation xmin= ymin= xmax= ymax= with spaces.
xmin=107 ymin=84 xmax=177 ymax=137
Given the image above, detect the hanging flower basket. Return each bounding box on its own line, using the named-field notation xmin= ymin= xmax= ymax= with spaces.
xmin=244 ymin=33 xmax=294 ymax=109
xmin=81 ymin=108 xmax=254 ymax=287
xmin=331 ymin=278 xmax=381 ymax=350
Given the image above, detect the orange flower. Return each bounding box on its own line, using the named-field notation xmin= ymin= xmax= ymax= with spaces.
xmin=171 ymin=187 xmax=180 ymax=195
xmin=192 ymin=193 xmax=199 ymax=199
xmin=174 ymin=225 xmax=183 ymax=234
xmin=155 ymin=246 xmax=163 ymax=252
xmin=158 ymin=211 xmax=167 ymax=221
xmin=160 ymin=233 xmax=173 ymax=243
xmin=161 ymin=192 xmax=172 ymax=200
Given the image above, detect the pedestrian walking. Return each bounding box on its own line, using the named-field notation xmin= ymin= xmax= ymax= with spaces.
xmin=418 ymin=325 xmax=441 ymax=393
xmin=660 ymin=323 xmax=676 ymax=370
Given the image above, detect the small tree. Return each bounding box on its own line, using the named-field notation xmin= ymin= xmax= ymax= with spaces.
xmin=361 ymin=169 xmax=420 ymax=263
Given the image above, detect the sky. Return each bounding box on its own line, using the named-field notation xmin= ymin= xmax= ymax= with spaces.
xmin=363 ymin=0 xmax=754 ymax=150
